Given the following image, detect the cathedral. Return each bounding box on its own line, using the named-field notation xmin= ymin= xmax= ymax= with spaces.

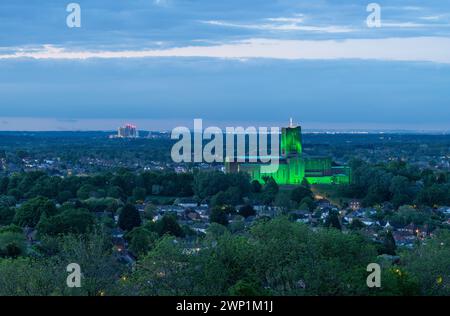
xmin=225 ymin=120 xmax=351 ymax=185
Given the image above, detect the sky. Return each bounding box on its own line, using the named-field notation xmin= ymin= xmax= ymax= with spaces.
xmin=0 ymin=0 xmax=450 ymax=131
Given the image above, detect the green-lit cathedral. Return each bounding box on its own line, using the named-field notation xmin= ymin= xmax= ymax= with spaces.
xmin=225 ymin=120 xmax=351 ymax=185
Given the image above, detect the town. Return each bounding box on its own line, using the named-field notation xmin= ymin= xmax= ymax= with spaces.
xmin=0 ymin=125 xmax=449 ymax=296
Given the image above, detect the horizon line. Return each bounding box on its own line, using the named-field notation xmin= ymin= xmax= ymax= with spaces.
xmin=1 ymin=129 xmax=449 ymax=135
xmin=1 ymin=117 xmax=449 ymax=134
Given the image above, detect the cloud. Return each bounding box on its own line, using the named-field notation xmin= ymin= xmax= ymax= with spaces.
xmin=266 ymin=15 xmax=304 ymax=23
xmin=382 ymin=21 xmax=450 ymax=28
xmin=153 ymin=0 xmax=169 ymax=7
xmin=384 ymin=6 xmax=423 ymax=11
xmin=401 ymin=6 xmax=422 ymax=11
xmin=1 ymin=37 xmax=450 ymax=64
xmin=201 ymin=16 xmax=354 ymax=33
xmin=420 ymin=16 xmax=442 ymax=21
xmin=382 ymin=22 xmax=429 ymax=28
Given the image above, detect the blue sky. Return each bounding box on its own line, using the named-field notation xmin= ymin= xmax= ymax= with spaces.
xmin=0 ymin=0 xmax=450 ymax=131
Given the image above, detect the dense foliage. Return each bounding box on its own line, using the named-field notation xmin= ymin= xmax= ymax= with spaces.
xmin=0 ymin=155 xmax=448 ymax=296
xmin=0 ymin=218 xmax=449 ymax=296
xmin=339 ymin=159 xmax=450 ymax=208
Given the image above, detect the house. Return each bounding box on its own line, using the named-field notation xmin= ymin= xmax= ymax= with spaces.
xmin=365 ymin=227 xmax=380 ymax=239
xmin=317 ymin=199 xmax=332 ymax=208
xmin=256 ymin=206 xmax=279 ymax=218
xmin=112 ymin=236 xmax=128 ymax=259
xmin=349 ymin=200 xmax=361 ymax=211
xmin=320 ymin=210 xmax=330 ymax=220
xmin=176 ymin=198 xmax=198 ymax=208
xmin=344 ymin=213 xmax=357 ymax=224
xmin=290 ymin=210 xmax=310 ymax=217
xmin=135 ymin=205 xmax=145 ymax=214
xmin=351 ymin=210 xmax=365 ymax=218
xmin=361 ymin=219 xmax=377 ymax=227
xmin=117 ymin=252 xmax=136 ymax=266
xmin=381 ymin=202 xmax=394 ymax=212
xmin=438 ymin=207 xmax=450 ymax=216
xmin=191 ymin=223 xmax=209 ymax=234
xmin=360 ymin=208 xmax=377 ymax=217
xmin=158 ymin=205 xmax=185 ymax=215
xmin=184 ymin=209 xmax=201 ymax=221
xmin=296 ymin=217 xmax=310 ymax=224
xmin=399 ymin=223 xmax=417 ymax=234
xmin=152 ymin=214 xmax=163 ymax=222
xmin=111 ymin=228 xmax=125 ymax=239
xmin=393 ymin=231 xmax=416 ymax=248
xmin=245 ymin=216 xmax=257 ymax=224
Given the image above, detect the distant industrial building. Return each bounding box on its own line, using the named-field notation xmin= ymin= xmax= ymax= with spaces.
xmin=225 ymin=120 xmax=351 ymax=185
xmin=112 ymin=124 xmax=139 ymax=138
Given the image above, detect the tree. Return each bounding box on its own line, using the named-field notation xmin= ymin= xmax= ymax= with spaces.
xmin=290 ymin=186 xmax=313 ymax=204
xmin=84 ymin=197 xmax=120 ymax=213
xmin=228 ymin=220 xmax=246 ymax=234
xmin=375 ymin=265 xmax=420 ymax=296
xmin=13 ymin=197 xmax=57 ymax=227
xmin=132 ymin=187 xmax=147 ymax=202
xmin=210 ymin=191 xmax=228 ymax=208
xmin=379 ymin=230 xmax=397 ymax=255
xmin=389 ymin=205 xmax=432 ymax=227
xmin=193 ymin=172 xmax=229 ymax=200
xmin=37 ymin=208 xmax=95 ymax=236
xmin=205 ymin=223 xmax=229 ymax=240
xmin=260 ymin=178 xmax=279 ymax=205
xmin=107 ymin=186 xmax=123 ymax=199
xmin=324 ymin=210 xmax=341 ymax=230
xmin=238 ymin=205 xmax=256 ymax=218
xmin=402 ymin=230 xmax=450 ymax=295
xmin=197 ymin=234 xmax=259 ymax=295
xmin=50 ymin=232 xmax=125 ymax=296
xmin=0 ymin=228 xmax=26 ymax=258
xmin=228 ymin=279 xmax=266 ymax=296
xmin=143 ymin=203 xmax=157 ymax=220
xmin=416 ymin=184 xmax=449 ymax=207
xmin=0 ymin=207 xmax=15 ymax=226
xmin=125 ymin=236 xmax=191 ymax=295
xmin=153 ymin=214 xmax=184 ymax=237
xmin=193 ymin=171 xmax=250 ymax=200
xmin=250 ymin=217 xmax=376 ymax=295
xmin=299 ymin=197 xmax=315 ymax=211
xmin=0 ymin=257 xmax=64 ymax=295
xmin=348 ymin=218 xmax=365 ymax=230
xmin=125 ymin=227 xmax=158 ymax=257
xmin=250 ymin=180 xmax=262 ymax=193
xmin=389 ymin=175 xmax=413 ymax=208
xmin=118 ymin=204 xmax=141 ymax=231
xmin=274 ymin=190 xmax=295 ymax=210
xmin=57 ymin=190 xmax=73 ymax=204
xmin=7 ymin=189 xmax=21 ymax=200
xmin=210 ymin=207 xmax=229 ymax=226
xmin=0 ymin=177 xmax=9 ymax=195
xmin=0 ymin=195 xmax=16 ymax=208
xmin=76 ymin=184 xmax=97 ymax=200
